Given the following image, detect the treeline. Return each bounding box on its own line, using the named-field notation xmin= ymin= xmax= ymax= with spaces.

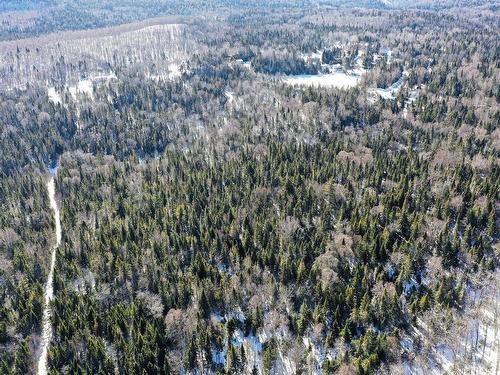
xmin=252 ymin=52 xmax=319 ymax=75
xmin=0 ymin=168 xmax=53 ymax=374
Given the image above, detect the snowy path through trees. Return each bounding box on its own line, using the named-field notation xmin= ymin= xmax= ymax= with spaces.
xmin=37 ymin=176 xmax=61 ymax=375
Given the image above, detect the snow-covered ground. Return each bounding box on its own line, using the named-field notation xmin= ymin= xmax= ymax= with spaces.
xmin=379 ymin=47 xmax=393 ymax=65
xmin=47 ymin=87 xmax=62 ymax=105
xmin=168 ymin=63 xmax=182 ymax=79
xmin=37 ymin=174 xmax=62 ymax=375
xmin=403 ymin=273 xmax=499 ymax=375
xmin=225 ymin=91 xmax=235 ymax=103
xmin=283 ymin=49 xmax=367 ymax=89
xmin=403 ymin=89 xmax=419 ymax=119
xmin=68 ymin=79 xmax=94 ymax=100
xmin=369 ymin=70 xmax=408 ymax=100
xmin=208 ymin=307 xmax=342 ymax=374
xmin=47 ymin=72 xmax=117 ymax=131
xmin=210 ymin=311 xmax=263 ymax=372
xmin=303 ymin=336 xmax=336 ymax=374
xmin=135 ymin=23 xmax=183 ymax=35
xmin=301 ymin=50 xmax=323 ymax=62
xmin=208 ymin=309 xmax=333 ymax=374
xmin=235 ymin=59 xmax=252 ymax=70
xmin=282 ymin=70 xmax=363 ymax=89
xmin=146 ymin=63 xmax=184 ymax=82
xmin=47 ymin=72 xmax=116 ymax=104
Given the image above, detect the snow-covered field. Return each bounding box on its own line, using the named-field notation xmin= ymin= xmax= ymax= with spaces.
xmin=283 ymin=48 xmax=367 ymax=89
xmin=168 ymin=63 xmax=182 ymax=78
xmin=283 ymin=70 xmax=363 ymax=89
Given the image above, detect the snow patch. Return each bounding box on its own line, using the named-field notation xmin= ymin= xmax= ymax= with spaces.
xmin=47 ymin=72 xmax=116 ymax=104
xmin=69 ymin=79 xmax=93 ymax=100
xmin=403 ymin=89 xmax=419 ymax=119
xmin=403 ymin=277 xmax=418 ymax=295
xmin=225 ymin=91 xmax=235 ymax=103
xmin=47 ymin=87 xmax=62 ymax=104
xmin=235 ymin=59 xmax=252 ymax=69
xmin=301 ymin=50 xmax=323 ymax=62
xmin=369 ymin=71 xmax=408 ymax=100
xmin=168 ymin=63 xmax=181 ymax=78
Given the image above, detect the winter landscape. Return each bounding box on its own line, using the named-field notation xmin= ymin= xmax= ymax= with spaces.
xmin=0 ymin=1 xmax=498 ymax=374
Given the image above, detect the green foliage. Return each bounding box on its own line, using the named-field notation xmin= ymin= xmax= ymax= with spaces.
xmin=0 ymin=3 xmax=498 ymax=374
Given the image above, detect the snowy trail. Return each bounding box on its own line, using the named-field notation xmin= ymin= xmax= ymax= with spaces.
xmin=37 ymin=176 xmax=61 ymax=375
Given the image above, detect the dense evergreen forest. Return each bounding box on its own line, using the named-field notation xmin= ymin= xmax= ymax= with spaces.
xmin=0 ymin=1 xmax=498 ymax=374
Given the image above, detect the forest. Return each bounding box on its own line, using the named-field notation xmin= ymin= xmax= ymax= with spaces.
xmin=0 ymin=1 xmax=498 ymax=374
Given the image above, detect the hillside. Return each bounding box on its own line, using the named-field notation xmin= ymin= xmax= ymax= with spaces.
xmin=0 ymin=2 xmax=498 ymax=374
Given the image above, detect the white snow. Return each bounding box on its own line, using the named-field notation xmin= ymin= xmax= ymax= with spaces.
xmin=212 ymin=347 xmax=226 ymax=365
xmin=369 ymin=71 xmax=408 ymax=100
xmin=210 ymin=311 xmax=264 ymax=371
xmin=379 ymin=48 xmax=393 ymax=65
xmin=387 ymin=264 xmax=397 ymax=279
xmin=168 ymin=63 xmax=181 ymax=78
xmin=406 ymin=276 xmax=500 ymax=375
xmin=400 ymin=337 xmax=414 ymax=351
xmin=303 ymin=336 xmax=328 ymax=373
xmin=69 ymin=79 xmax=93 ymax=100
xmin=48 ymin=162 xmax=59 ymax=176
xmin=387 ymin=50 xmax=393 ymax=65
xmin=301 ymin=50 xmax=323 ymax=62
xmin=47 ymin=87 xmax=62 ymax=105
xmin=216 ymin=262 xmax=227 ymax=273
xmin=225 ymin=91 xmax=235 ymax=103
xmin=146 ymin=64 xmax=183 ymax=81
xmin=403 ymin=89 xmax=419 ymax=119
xmin=235 ymin=59 xmax=252 ymax=69
xmin=274 ymin=348 xmax=296 ymax=375
xmin=435 ymin=344 xmax=455 ymax=371
xmin=37 ymin=176 xmax=61 ymax=375
xmin=403 ymin=277 xmax=418 ymax=295
xmin=210 ymin=329 xmax=264 ymax=369
xmin=145 ymin=73 xmax=168 ymax=82
xmin=283 ymin=70 xmax=363 ymax=89
xmin=47 ymin=72 xmax=116 ymax=104
xmin=72 ymin=269 xmax=96 ymax=293
xmin=47 ymin=73 xmax=116 ymax=132
xmin=135 ymin=24 xmax=182 ymax=34
xmin=212 ymin=310 xmax=245 ymax=324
